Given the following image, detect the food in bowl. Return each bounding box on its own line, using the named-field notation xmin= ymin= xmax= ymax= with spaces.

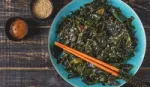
xmin=5 ymin=17 xmax=28 ymax=41
xmin=10 ymin=18 xmax=27 ymax=40
xmin=56 ymin=0 xmax=136 ymax=86
xmin=31 ymin=0 xmax=53 ymax=19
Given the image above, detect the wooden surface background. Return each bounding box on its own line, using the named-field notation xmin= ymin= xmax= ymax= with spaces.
xmin=0 ymin=0 xmax=149 ymax=87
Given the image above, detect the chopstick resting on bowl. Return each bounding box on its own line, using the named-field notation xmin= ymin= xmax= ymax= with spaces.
xmin=54 ymin=42 xmax=150 ymax=87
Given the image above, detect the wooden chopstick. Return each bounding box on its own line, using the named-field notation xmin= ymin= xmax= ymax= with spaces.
xmin=55 ymin=42 xmax=119 ymax=77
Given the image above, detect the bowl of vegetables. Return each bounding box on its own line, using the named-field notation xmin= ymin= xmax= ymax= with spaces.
xmin=48 ymin=0 xmax=146 ymax=87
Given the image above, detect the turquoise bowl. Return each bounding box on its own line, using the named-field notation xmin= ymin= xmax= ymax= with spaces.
xmin=48 ymin=0 xmax=146 ymax=87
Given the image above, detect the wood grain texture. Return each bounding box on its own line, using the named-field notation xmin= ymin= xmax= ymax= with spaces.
xmin=0 ymin=68 xmax=149 ymax=87
xmin=0 ymin=0 xmax=149 ymax=87
xmin=0 ymin=27 xmax=50 ymax=67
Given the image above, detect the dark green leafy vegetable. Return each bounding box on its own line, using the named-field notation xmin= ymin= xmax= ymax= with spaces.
xmin=56 ymin=0 xmax=137 ymax=86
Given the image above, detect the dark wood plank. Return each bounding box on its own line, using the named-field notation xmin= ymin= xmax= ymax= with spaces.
xmin=0 ymin=27 xmax=52 ymax=67
xmin=0 ymin=69 xmax=71 ymax=87
xmin=140 ymin=27 xmax=150 ymax=67
xmin=0 ymin=68 xmax=149 ymax=87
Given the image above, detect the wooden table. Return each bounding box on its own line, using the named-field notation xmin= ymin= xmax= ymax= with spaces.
xmin=0 ymin=0 xmax=149 ymax=87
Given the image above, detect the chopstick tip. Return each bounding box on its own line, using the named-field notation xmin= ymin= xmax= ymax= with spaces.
xmin=54 ymin=41 xmax=58 ymax=45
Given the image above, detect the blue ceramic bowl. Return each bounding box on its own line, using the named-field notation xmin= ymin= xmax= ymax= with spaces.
xmin=48 ymin=0 xmax=146 ymax=87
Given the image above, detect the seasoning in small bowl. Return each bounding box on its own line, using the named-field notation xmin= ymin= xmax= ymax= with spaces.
xmin=5 ymin=17 xmax=28 ymax=41
xmin=30 ymin=0 xmax=53 ymax=20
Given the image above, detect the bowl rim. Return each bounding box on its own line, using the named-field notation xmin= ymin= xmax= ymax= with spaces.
xmin=48 ymin=0 xmax=146 ymax=87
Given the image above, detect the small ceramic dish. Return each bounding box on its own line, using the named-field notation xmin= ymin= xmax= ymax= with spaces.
xmin=30 ymin=0 xmax=54 ymax=21
xmin=5 ymin=17 xmax=28 ymax=41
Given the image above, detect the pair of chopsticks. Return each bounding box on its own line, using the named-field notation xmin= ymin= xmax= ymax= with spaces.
xmin=54 ymin=42 xmax=150 ymax=87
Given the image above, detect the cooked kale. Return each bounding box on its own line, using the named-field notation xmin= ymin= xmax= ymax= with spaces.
xmin=56 ymin=0 xmax=136 ymax=86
